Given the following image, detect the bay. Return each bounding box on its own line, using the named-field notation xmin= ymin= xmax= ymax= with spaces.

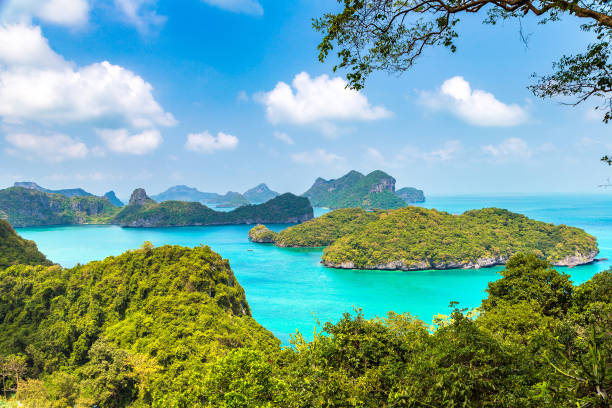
xmin=17 ymin=194 xmax=612 ymax=343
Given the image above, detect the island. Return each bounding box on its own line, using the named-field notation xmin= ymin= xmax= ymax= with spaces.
xmin=244 ymin=183 xmax=280 ymax=203
xmin=395 ymin=187 xmax=425 ymax=203
xmin=152 ymin=185 xmax=249 ymax=207
xmin=103 ymin=190 xmax=124 ymax=207
xmin=0 ymin=187 xmax=121 ymax=227
xmin=250 ymin=207 xmax=599 ymax=269
xmin=14 ymin=181 xmax=94 ymax=198
xmin=112 ymin=189 xmax=313 ymax=227
xmin=248 ymin=224 xmax=278 ymax=243
xmin=302 ymin=170 xmax=412 ymax=210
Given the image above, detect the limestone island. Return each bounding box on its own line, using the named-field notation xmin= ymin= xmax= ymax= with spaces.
xmin=302 ymin=170 xmax=425 ymax=210
xmin=249 ymin=207 xmax=599 ymax=270
xmin=248 ymin=224 xmax=278 ymax=243
xmin=112 ymin=189 xmax=313 ymax=227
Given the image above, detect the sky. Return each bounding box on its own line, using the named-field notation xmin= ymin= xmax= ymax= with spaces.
xmin=0 ymin=0 xmax=610 ymax=199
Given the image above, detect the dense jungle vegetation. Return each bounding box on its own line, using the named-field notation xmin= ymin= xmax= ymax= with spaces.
xmin=0 ymin=245 xmax=609 ymax=407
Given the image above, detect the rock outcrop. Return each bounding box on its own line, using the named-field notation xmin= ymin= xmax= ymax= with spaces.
xmin=129 ymin=188 xmax=155 ymax=206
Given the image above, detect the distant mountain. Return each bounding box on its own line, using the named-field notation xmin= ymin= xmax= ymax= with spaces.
xmin=0 ymin=187 xmax=121 ymax=227
xmin=302 ymin=170 xmax=406 ymax=210
xmin=244 ymin=183 xmax=280 ymax=203
xmin=0 ymin=219 xmax=52 ymax=269
xmin=151 ymin=185 xmax=219 ymax=203
xmin=209 ymin=191 xmax=250 ymax=208
xmin=395 ymin=187 xmax=425 ymax=203
xmin=113 ymin=190 xmax=313 ymax=227
xmin=14 ymin=181 xmax=94 ymax=198
xmin=103 ymin=191 xmax=124 ymax=207
xmin=152 ymin=185 xmax=249 ymax=208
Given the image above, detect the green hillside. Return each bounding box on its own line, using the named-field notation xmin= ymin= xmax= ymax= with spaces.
xmin=113 ymin=191 xmax=313 ymax=227
xmin=322 ymin=207 xmax=599 ymax=269
xmin=0 ymin=244 xmax=277 ymax=407
xmin=0 ymin=187 xmax=120 ymax=227
xmin=0 ymin=219 xmax=52 ymax=269
xmin=302 ymin=170 xmax=407 ymax=210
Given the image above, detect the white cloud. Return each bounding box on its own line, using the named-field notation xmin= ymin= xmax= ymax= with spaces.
xmin=365 ymin=147 xmax=384 ymax=162
xmin=0 ymin=0 xmax=89 ymax=27
xmin=429 ymin=140 xmax=463 ymax=161
xmin=257 ymin=72 xmax=391 ymax=125
xmin=5 ymin=132 xmax=88 ymax=161
xmin=395 ymin=140 xmax=463 ymax=164
xmin=419 ymin=76 xmax=528 ymax=127
xmin=201 ymin=0 xmax=263 ymax=15
xmin=185 ymin=131 xmax=239 ymax=153
xmin=114 ymin=0 xmax=166 ymax=32
xmin=291 ymin=148 xmax=345 ymax=165
xmin=482 ymin=137 xmax=531 ymax=160
xmin=0 ymin=24 xmax=65 ymax=68
xmin=98 ymin=128 xmax=162 ymax=155
xmin=0 ymin=24 xmax=176 ymax=128
xmin=273 ymin=131 xmax=294 ymax=145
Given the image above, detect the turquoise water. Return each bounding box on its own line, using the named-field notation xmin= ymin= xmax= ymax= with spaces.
xmin=17 ymin=195 xmax=612 ymax=343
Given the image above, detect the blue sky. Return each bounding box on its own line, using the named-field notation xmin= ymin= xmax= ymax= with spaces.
xmin=0 ymin=0 xmax=610 ymax=199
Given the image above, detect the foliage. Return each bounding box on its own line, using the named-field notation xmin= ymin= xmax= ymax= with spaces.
xmin=314 ymin=0 xmax=611 ymax=123
xmin=303 ymin=170 xmax=407 ymax=210
xmin=274 ymin=208 xmax=380 ymax=247
xmin=0 ymin=219 xmax=52 ymax=269
xmin=200 ymin=258 xmax=610 ymax=408
xmin=248 ymin=225 xmax=278 ymax=243
xmin=0 ymin=187 xmax=120 ymax=227
xmin=0 ymin=244 xmax=278 ymax=407
xmin=2 ymin=245 xmax=610 ymax=406
xmin=321 ymin=206 xmax=598 ymax=269
xmin=113 ymin=193 xmax=313 ymax=227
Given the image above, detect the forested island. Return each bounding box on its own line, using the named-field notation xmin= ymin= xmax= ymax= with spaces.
xmin=151 ymin=183 xmax=279 ymax=207
xmin=0 ymin=187 xmax=313 ymax=228
xmin=250 ymin=207 xmax=599 ymax=269
xmin=302 ymin=170 xmax=424 ymax=209
xmin=0 ymin=226 xmax=609 ymax=407
xmin=113 ymin=189 xmax=313 ymax=227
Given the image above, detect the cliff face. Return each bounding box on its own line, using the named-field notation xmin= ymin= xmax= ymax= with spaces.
xmin=302 ymin=170 xmax=406 ymax=210
xmin=0 ymin=187 xmax=120 ymax=227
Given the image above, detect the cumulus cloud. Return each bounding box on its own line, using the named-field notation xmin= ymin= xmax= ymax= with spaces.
xmin=257 ymin=72 xmax=391 ymax=125
xmin=201 ymin=0 xmax=263 ymax=15
xmin=482 ymin=137 xmax=531 ymax=160
xmin=419 ymin=76 xmax=528 ymax=127
xmin=0 ymin=24 xmax=176 ymax=129
xmin=273 ymin=131 xmax=294 ymax=145
xmin=5 ymin=132 xmax=88 ymax=161
xmin=291 ymin=148 xmax=345 ymax=165
xmin=185 ymin=131 xmax=239 ymax=153
xmin=0 ymin=0 xmax=90 ymax=27
xmin=395 ymin=140 xmax=463 ymax=164
xmin=97 ymin=128 xmax=162 ymax=155
xmin=114 ymin=0 xmax=166 ymax=32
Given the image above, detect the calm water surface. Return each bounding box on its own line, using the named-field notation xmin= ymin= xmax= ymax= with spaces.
xmin=17 ymin=195 xmax=612 ymax=343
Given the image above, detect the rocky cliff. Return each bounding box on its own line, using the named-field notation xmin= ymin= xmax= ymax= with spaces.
xmin=302 ymin=170 xmax=406 ymax=210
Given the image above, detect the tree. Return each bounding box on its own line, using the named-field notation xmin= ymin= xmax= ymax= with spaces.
xmin=314 ymin=0 xmax=611 ymax=161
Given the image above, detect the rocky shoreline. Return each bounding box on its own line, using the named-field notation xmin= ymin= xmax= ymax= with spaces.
xmin=322 ymin=250 xmax=600 ymax=271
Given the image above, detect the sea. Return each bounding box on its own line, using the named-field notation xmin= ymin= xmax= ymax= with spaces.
xmin=17 ymin=194 xmax=612 ymax=344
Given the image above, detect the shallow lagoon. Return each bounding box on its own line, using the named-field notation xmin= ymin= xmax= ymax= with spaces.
xmin=18 ymin=194 xmax=612 ymax=343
